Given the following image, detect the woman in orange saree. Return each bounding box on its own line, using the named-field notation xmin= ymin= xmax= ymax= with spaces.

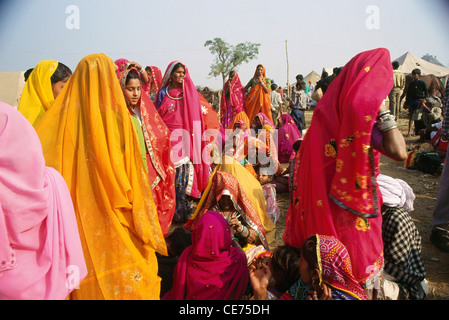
xmin=283 ymin=48 xmax=396 ymax=299
xmin=35 ymin=53 xmax=167 ymax=300
xmin=118 ymin=67 xmax=176 ymax=237
xmin=244 ymin=64 xmax=273 ymax=124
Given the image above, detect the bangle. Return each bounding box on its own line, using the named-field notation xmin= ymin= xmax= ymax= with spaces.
xmin=377 ymin=114 xmax=397 ymax=132
xmin=232 ymin=238 xmax=239 ymax=242
xmin=377 ymin=110 xmax=390 ymax=119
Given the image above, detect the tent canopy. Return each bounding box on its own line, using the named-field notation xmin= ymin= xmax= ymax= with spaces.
xmin=304 ymin=71 xmax=321 ymax=85
xmin=394 ymin=52 xmax=449 ymax=77
xmin=0 ymin=71 xmax=25 ymax=108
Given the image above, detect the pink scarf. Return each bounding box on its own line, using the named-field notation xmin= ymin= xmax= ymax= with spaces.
xmin=157 ymin=61 xmax=210 ymax=198
xmin=220 ymin=72 xmax=246 ymax=128
xmin=163 ymin=211 xmax=248 ymax=300
xmin=283 ymin=48 xmax=393 ymax=284
xmin=278 ymin=114 xmax=302 ymax=163
xmin=0 ymin=102 xmax=86 ymax=299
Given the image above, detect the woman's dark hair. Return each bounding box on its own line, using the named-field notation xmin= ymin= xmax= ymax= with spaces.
xmin=270 ymin=245 xmax=301 ymax=293
xmin=171 ymin=63 xmax=185 ymax=74
xmin=165 ymin=226 xmax=192 ymax=257
xmin=24 ymin=68 xmax=34 ymax=82
xmin=50 ymin=62 xmax=72 ymax=85
xmin=125 ymin=69 xmax=141 ymax=85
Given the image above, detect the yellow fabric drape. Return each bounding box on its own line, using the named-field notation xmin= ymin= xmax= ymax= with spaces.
xmin=190 ymin=155 xmax=276 ymax=246
xmin=18 ymin=60 xmax=58 ymax=127
xmin=35 ymin=53 xmax=167 ymax=300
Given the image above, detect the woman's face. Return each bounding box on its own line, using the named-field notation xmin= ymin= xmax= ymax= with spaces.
xmin=124 ymin=78 xmax=141 ymax=107
xmin=171 ymin=66 xmax=185 ymax=86
xmin=299 ymin=247 xmax=313 ymax=283
xmin=218 ymin=195 xmax=234 ymax=213
xmin=51 ymin=79 xmax=68 ymax=99
xmin=256 ymin=66 xmax=264 ymax=77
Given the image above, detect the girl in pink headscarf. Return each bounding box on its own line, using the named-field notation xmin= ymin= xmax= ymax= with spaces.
xmin=156 ymin=61 xmax=210 ymax=222
xmin=0 ymin=102 xmax=86 ymax=300
xmin=144 ymin=66 xmax=163 ymax=103
xmin=163 ymin=211 xmax=249 ymax=300
xmin=277 ymin=113 xmax=302 ymax=163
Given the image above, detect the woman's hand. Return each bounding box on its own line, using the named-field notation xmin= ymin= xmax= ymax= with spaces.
xmin=306 ymin=283 xmax=333 ymax=300
xmin=249 ymin=259 xmax=272 ymax=300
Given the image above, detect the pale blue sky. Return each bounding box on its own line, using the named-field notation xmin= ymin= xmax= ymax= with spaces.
xmin=0 ymin=0 xmax=448 ymax=90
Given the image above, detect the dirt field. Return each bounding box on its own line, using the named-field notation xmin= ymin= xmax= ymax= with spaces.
xmin=271 ymin=109 xmax=449 ymax=300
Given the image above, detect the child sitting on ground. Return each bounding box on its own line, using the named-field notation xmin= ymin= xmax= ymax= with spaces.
xmin=257 ymin=164 xmax=281 ymax=224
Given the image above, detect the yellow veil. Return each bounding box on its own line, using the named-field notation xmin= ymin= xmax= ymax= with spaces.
xmin=18 ymin=60 xmax=58 ymax=127
xmin=190 ymin=156 xmax=276 ymax=246
xmin=35 ymin=53 xmax=167 ymax=300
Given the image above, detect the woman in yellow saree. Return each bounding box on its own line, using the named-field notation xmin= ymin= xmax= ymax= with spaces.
xmin=18 ymin=60 xmax=72 ymax=127
xmin=34 ymin=53 xmax=167 ymax=300
xmin=185 ymin=155 xmax=276 ymax=250
xmin=244 ymin=64 xmax=273 ymax=125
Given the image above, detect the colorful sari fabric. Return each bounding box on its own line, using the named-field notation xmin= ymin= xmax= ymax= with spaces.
xmin=283 ymin=48 xmax=394 ymax=288
xmin=114 ymin=58 xmax=130 ymax=76
xmin=142 ymin=66 xmax=162 ymax=102
xmin=156 ymin=61 xmax=210 ymax=199
xmin=0 ymin=102 xmax=86 ymax=300
xmin=220 ymin=71 xmax=246 ymax=128
xmin=199 ymin=92 xmax=221 ymax=165
xmin=17 ymin=60 xmax=59 ymax=127
xmin=252 ymin=112 xmax=276 ymax=131
xmin=278 ymin=114 xmax=302 ymax=163
xmin=245 ymin=65 xmax=273 ymax=124
xmin=118 ymin=68 xmax=176 ymax=237
xmin=185 ymin=156 xmax=276 ymax=248
xmin=35 ymin=53 xmax=167 ymax=300
xmin=279 ymin=235 xmax=368 ymax=300
xmin=163 ymin=211 xmax=248 ymax=300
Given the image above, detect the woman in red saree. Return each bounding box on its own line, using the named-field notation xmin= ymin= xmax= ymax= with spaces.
xmin=220 ymin=70 xmax=247 ymax=129
xmin=118 ymin=68 xmax=176 ymax=237
xmin=156 ymin=61 xmax=210 ymax=222
xmin=244 ymin=64 xmax=273 ymax=124
xmin=283 ymin=48 xmax=397 ymax=298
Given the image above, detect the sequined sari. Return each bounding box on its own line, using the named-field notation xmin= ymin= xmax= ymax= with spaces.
xmin=283 ymin=48 xmax=393 ymax=293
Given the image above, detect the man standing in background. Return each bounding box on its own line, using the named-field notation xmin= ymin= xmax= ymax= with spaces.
xmin=388 ymin=61 xmax=406 ymax=119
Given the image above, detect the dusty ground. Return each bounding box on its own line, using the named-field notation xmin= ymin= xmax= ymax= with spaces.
xmin=271 ymin=109 xmax=449 ymax=300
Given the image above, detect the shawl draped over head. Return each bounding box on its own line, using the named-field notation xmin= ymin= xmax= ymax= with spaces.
xmin=157 ymin=60 xmax=210 ymax=198
xmin=163 ymin=211 xmax=249 ymax=300
xmin=253 ymin=112 xmax=276 ymax=130
xmin=146 ymin=66 xmax=163 ymax=99
xmin=35 ymin=53 xmax=167 ymax=300
xmin=220 ymin=71 xmax=246 ymax=129
xmin=278 ymin=114 xmax=302 ymax=163
xmin=0 ymin=102 xmax=86 ymax=300
xmin=185 ymin=156 xmax=276 ymax=248
xmin=17 ymin=60 xmax=59 ymax=127
xmin=315 ymin=235 xmax=369 ymax=300
xmin=377 ymin=174 xmax=415 ymax=212
xmin=115 ymin=58 xmax=130 ymax=76
xmin=118 ymin=67 xmax=176 ymax=237
xmin=283 ymin=48 xmax=394 ymax=285
xmin=245 ymin=65 xmax=273 ymax=124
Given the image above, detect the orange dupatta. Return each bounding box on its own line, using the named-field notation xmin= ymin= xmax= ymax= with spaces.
xmin=35 ymin=53 xmax=167 ymax=300
xmin=245 ymin=65 xmax=273 ymax=124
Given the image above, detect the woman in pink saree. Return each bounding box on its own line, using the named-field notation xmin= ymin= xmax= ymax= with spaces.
xmin=0 ymin=102 xmax=86 ymax=299
xmin=156 ymin=61 xmax=210 ymax=222
xmin=283 ymin=48 xmax=396 ymax=299
xmin=220 ymin=70 xmax=247 ymax=129
xmin=163 ymin=211 xmax=249 ymax=300
xmin=145 ymin=66 xmax=163 ymax=103
xmin=277 ymin=114 xmax=302 ymax=163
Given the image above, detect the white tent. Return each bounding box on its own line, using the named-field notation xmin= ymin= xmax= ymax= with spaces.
xmin=304 ymin=71 xmax=321 ymax=85
xmin=0 ymin=71 xmax=25 ymax=109
xmin=394 ymin=52 xmax=449 ymax=77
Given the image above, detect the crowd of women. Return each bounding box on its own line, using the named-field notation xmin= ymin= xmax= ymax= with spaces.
xmin=0 ymin=47 xmax=433 ymax=300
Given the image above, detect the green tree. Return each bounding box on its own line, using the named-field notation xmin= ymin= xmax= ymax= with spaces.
xmin=204 ymin=37 xmax=260 ymax=87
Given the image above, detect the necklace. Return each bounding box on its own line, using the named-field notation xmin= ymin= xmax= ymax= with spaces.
xmin=166 ymin=84 xmax=183 ymax=100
